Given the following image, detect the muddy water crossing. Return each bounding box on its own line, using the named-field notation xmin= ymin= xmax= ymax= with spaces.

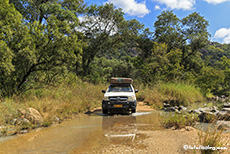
xmin=0 ymin=111 xmax=163 ymax=154
xmin=71 ymin=111 xmax=163 ymax=153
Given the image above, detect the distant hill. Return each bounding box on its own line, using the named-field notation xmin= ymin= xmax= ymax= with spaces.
xmin=199 ymin=42 xmax=230 ymax=66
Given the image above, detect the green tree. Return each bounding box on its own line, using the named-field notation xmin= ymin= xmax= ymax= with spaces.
xmin=88 ymin=57 xmax=135 ymax=83
xmin=0 ymin=0 xmax=23 ymax=96
xmin=219 ymin=56 xmax=230 ymax=96
xmin=120 ymin=19 xmax=154 ymax=60
xmin=9 ymin=0 xmax=85 ymax=24
xmin=196 ymin=67 xmax=225 ymax=95
xmin=139 ymin=43 xmax=169 ymax=83
xmin=12 ymin=17 xmax=82 ymax=94
xmin=154 ymin=11 xmax=183 ymax=53
xmin=154 ymin=11 xmax=209 ymax=75
xmin=78 ymin=3 xmax=125 ymax=75
xmin=165 ymin=49 xmax=184 ymax=81
xmin=181 ymin=12 xmax=210 ymax=70
xmin=1 ymin=0 xmax=83 ymax=96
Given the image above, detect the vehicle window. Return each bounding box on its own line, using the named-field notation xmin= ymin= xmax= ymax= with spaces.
xmin=108 ymin=85 xmax=133 ymax=92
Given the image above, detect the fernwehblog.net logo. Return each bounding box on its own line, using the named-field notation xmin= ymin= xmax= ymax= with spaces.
xmin=183 ymin=145 xmax=228 ymax=150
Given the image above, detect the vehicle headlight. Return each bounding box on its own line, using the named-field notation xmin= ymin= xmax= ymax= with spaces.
xmin=127 ymin=96 xmax=136 ymax=101
xmin=103 ymin=96 xmax=109 ymax=101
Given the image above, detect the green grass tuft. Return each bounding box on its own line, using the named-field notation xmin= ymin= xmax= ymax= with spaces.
xmin=160 ymin=112 xmax=199 ymax=129
xmin=198 ymin=127 xmax=228 ymax=154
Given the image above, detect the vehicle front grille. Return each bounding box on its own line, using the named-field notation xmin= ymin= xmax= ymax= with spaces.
xmin=109 ymin=96 xmax=128 ymax=101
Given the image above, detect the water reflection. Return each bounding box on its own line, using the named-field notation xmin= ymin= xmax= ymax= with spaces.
xmin=102 ymin=114 xmax=137 ymax=143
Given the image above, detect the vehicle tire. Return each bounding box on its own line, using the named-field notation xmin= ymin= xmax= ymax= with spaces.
xmin=131 ymin=109 xmax=136 ymax=113
xmin=103 ymin=109 xmax=108 ymax=114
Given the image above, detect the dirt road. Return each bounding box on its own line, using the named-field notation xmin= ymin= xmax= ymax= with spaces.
xmin=0 ymin=103 xmax=229 ymax=154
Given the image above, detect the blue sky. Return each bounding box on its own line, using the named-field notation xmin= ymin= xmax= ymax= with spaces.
xmin=84 ymin=0 xmax=230 ymax=44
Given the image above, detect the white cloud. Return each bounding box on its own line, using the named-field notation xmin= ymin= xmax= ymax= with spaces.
xmin=155 ymin=5 xmax=161 ymax=10
xmin=214 ymin=28 xmax=230 ymax=43
xmin=107 ymin=0 xmax=150 ymax=17
xmin=153 ymin=0 xmax=195 ymax=10
xmin=203 ymin=0 xmax=230 ymax=4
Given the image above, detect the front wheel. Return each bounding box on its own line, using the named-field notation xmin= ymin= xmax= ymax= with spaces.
xmin=103 ymin=109 xmax=108 ymax=114
xmin=131 ymin=109 xmax=136 ymax=113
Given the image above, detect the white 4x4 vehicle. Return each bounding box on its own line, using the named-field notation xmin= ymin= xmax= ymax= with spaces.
xmin=102 ymin=78 xmax=138 ymax=114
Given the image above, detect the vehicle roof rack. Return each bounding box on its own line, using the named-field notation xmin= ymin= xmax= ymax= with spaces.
xmin=110 ymin=77 xmax=133 ymax=84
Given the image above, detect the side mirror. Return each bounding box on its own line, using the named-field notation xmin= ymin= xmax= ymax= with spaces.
xmin=102 ymin=90 xmax=106 ymax=93
xmin=135 ymin=89 xmax=138 ymax=93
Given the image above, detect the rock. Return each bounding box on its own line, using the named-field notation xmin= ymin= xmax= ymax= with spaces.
xmin=220 ymin=108 xmax=230 ymax=113
xmin=198 ymin=107 xmax=213 ymax=112
xmin=53 ymin=116 xmax=60 ymax=123
xmin=198 ymin=112 xmax=216 ymax=123
xmin=193 ymin=109 xmax=201 ymax=115
xmin=174 ymin=106 xmax=179 ymax=109
xmin=163 ymin=103 xmax=171 ymax=108
xmin=0 ymin=126 xmax=7 ymax=129
xmin=221 ymin=95 xmax=226 ymax=98
xmin=178 ymin=106 xmax=187 ymax=112
xmin=175 ymin=110 xmax=181 ymax=114
xmin=18 ymin=109 xmax=26 ymax=116
xmin=196 ymin=106 xmax=219 ymax=113
xmin=197 ymin=108 xmax=205 ymax=113
xmin=10 ymin=119 xmax=18 ymax=125
xmin=210 ymin=109 xmax=219 ymax=113
xmin=19 ymin=130 xmax=28 ymax=134
xmin=185 ymin=126 xmax=196 ymax=131
xmin=216 ymin=111 xmax=226 ymax=116
xmin=21 ymin=118 xmax=31 ymax=125
xmin=214 ymin=96 xmax=220 ymax=101
xmin=25 ymin=108 xmax=43 ymax=124
xmin=0 ymin=126 xmax=17 ymax=136
xmin=165 ymin=107 xmax=177 ymax=112
xmin=223 ymin=103 xmax=230 ymax=108
xmin=216 ymin=121 xmax=230 ymax=130
xmin=179 ymin=126 xmax=196 ymax=132
xmin=212 ymin=106 xmax=218 ymax=110
xmin=10 ymin=118 xmax=31 ymax=126
xmin=0 ymin=126 xmax=4 ymax=136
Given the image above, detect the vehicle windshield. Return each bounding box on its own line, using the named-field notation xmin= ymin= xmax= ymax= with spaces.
xmin=107 ymin=84 xmax=133 ymax=92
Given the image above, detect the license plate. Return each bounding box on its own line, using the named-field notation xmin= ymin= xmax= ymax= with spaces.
xmin=114 ymin=104 xmax=122 ymax=108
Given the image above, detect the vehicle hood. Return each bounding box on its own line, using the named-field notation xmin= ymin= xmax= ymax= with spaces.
xmin=104 ymin=92 xmax=135 ymax=97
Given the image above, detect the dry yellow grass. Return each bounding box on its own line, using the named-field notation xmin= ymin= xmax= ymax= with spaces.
xmin=0 ymin=82 xmax=106 ymax=127
xmin=136 ymin=82 xmax=204 ymax=109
